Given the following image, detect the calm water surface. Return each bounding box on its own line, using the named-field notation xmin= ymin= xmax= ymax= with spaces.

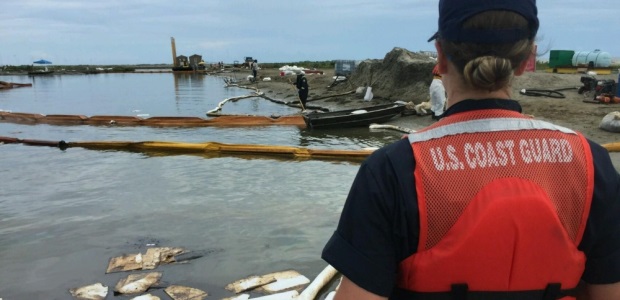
xmin=0 ymin=73 xmax=405 ymax=299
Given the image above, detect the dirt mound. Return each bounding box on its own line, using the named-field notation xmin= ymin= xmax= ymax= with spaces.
xmin=246 ymin=48 xmax=438 ymax=109
xmin=235 ymin=50 xmax=620 ymax=146
xmin=346 ymin=47 xmax=437 ymax=102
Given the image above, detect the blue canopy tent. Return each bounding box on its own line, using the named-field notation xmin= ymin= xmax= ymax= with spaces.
xmin=29 ymin=59 xmax=54 ymax=75
xmin=33 ymin=59 xmax=53 ymax=65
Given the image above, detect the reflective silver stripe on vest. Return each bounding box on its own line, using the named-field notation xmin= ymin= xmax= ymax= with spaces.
xmin=408 ymin=118 xmax=577 ymax=143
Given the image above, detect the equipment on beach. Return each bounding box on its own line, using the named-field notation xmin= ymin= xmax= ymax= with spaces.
xmin=578 ymin=75 xmax=597 ymax=94
xmin=578 ymin=75 xmax=618 ymax=104
xmin=548 ymin=49 xmax=614 ymax=74
xmin=519 ymin=87 xmax=576 ymax=99
xmin=594 ymin=80 xmax=617 ymax=99
xmin=329 ymin=60 xmax=357 ymax=88
xmin=579 ymin=75 xmax=616 ymax=98
xmin=600 ymin=112 xmax=620 ymax=133
xmin=243 ymin=57 xmax=254 ymax=68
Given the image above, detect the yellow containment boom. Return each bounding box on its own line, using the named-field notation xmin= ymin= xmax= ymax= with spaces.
xmin=4 ymin=136 xmax=620 ymax=162
xmin=601 ymin=142 xmax=620 ymax=152
xmin=0 ymin=136 xmax=373 ymax=162
xmin=0 ymin=111 xmax=306 ymax=128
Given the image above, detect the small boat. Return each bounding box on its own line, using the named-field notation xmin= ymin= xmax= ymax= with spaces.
xmin=303 ymin=102 xmax=406 ymax=129
xmin=28 ymin=69 xmax=55 ymax=76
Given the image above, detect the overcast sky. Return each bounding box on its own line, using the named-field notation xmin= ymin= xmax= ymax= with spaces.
xmin=2 ymin=0 xmax=619 ymax=65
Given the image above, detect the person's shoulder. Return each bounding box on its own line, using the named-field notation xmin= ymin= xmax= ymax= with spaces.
xmin=364 ymin=138 xmax=413 ymax=170
xmin=586 ymin=138 xmax=619 ymax=179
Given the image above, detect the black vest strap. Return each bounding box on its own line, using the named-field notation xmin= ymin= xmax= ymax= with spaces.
xmin=451 ymin=284 xmax=468 ymax=300
xmin=543 ymin=283 xmax=562 ymax=300
xmin=392 ymin=283 xmax=577 ymax=300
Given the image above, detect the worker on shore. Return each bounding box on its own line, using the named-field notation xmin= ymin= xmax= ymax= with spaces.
xmin=322 ymin=0 xmax=620 ymax=299
xmin=251 ymin=59 xmax=259 ymax=82
xmin=295 ymin=70 xmax=309 ymax=109
xmin=429 ymin=64 xmax=446 ymax=120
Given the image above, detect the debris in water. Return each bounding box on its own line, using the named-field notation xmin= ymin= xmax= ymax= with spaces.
xmin=226 ymin=270 xmax=310 ymax=294
xmin=255 ymin=270 xmax=310 ymax=293
xmin=222 ymin=294 xmax=250 ymax=300
xmin=164 ymin=285 xmax=208 ymax=300
xmin=225 ymin=275 xmax=277 ymax=294
xmin=68 ymin=283 xmax=108 ymax=300
xmin=130 ymin=294 xmax=161 ymax=300
xmin=106 ymin=247 xmax=186 ymax=273
xmin=114 ymin=272 xmax=163 ymax=295
xmin=252 ymin=290 xmax=299 ymax=299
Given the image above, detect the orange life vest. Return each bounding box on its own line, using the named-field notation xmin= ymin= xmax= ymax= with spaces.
xmin=397 ymin=109 xmax=594 ymax=299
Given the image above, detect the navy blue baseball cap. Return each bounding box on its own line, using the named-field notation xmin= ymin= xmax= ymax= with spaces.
xmin=428 ymin=0 xmax=539 ymax=44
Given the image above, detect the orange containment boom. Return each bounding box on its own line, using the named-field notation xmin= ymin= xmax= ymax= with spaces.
xmin=0 ymin=81 xmax=33 ymax=89
xmin=0 ymin=136 xmax=373 ymax=162
xmin=0 ymin=111 xmax=306 ymax=128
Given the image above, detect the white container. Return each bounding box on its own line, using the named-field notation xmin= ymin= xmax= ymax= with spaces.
xmin=363 ymin=87 xmax=373 ymax=101
xmin=572 ymin=49 xmax=612 ymax=68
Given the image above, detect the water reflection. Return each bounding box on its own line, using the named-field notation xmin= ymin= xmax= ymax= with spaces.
xmin=298 ymin=126 xmax=403 ymax=150
xmin=30 ymin=74 xmax=61 ymax=88
xmin=129 ymin=149 xmax=366 ymax=164
xmin=173 ymin=72 xmax=207 ymax=113
xmin=173 ymin=72 xmax=205 ymax=92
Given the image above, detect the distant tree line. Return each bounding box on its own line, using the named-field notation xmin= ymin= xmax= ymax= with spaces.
xmin=1 ymin=65 xmax=136 ymax=73
xmin=2 ymin=60 xmax=617 ymax=74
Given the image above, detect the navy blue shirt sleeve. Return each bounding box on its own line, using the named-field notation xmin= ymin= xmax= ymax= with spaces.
xmin=580 ymin=141 xmax=620 ymax=284
xmin=321 ymin=139 xmax=418 ymax=296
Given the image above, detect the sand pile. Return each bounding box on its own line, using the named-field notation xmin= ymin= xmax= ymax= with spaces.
xmin=346 ymin=47 xmax=437 ymax=102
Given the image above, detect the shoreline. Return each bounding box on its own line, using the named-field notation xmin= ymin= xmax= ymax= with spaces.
xmin=3 ymin=65 xmax=620 ymax=146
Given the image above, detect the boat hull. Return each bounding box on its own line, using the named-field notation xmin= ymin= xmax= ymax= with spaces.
xmin=28 ymin=71 xmax=55 ymax=76
xmin=303 ymin=103 xmax=405 ymax=130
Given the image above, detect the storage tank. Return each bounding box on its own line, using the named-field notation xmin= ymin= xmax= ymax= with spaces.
xmin=549 ymin=50 xmax=575 ymax=68
xmin=572 ymin=49 xmax=612 ymax=68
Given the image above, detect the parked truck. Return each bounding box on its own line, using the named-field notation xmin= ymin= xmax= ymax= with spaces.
xmin=233 ymin=57 xmax=254 ymax=68
xmin=243 ymin=57 xmax=254 ymax=68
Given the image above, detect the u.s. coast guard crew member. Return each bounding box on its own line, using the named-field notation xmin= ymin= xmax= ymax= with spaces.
xmin=322 ymin=0 xmax=620 ymax=299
